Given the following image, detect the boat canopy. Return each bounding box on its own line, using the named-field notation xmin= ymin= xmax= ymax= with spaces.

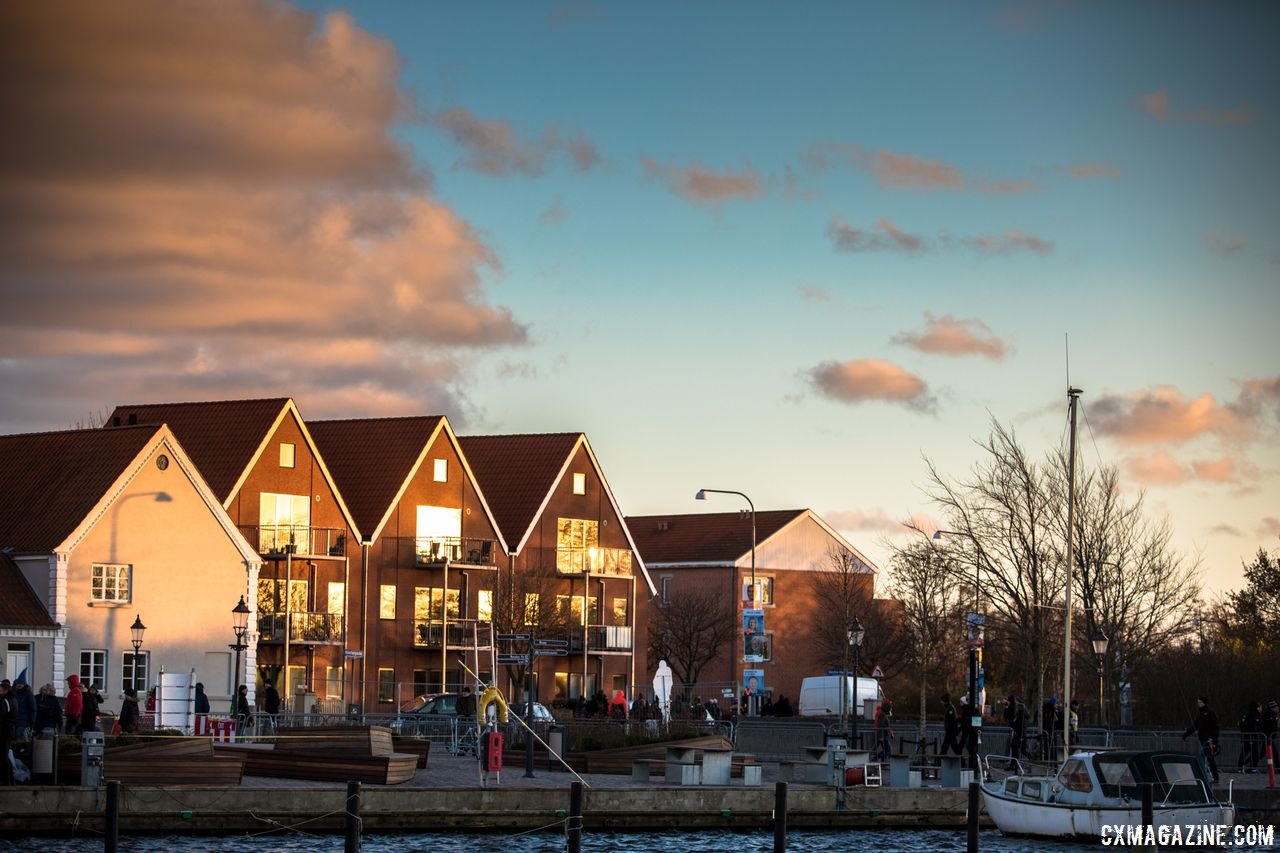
xmin=1090 ymin=751 xmax=1214 ymax=805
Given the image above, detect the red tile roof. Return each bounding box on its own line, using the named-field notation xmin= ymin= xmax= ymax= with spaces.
xmin=0 ymin=425 xmax=160 ymax=553
xmin=104 ymin=398 xmax=289 ymax=502
xmin=625 ymin=509 xmax=808 ymax=565
xmin=308 ymin=416 xmax=444 ymax=539
xmin=0 ymin=553 xmax=56 ymax=628
xmin=457 ymin=433 xmax=582 ymax=549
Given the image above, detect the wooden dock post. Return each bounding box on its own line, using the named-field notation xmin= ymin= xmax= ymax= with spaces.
xmin=773 ymin=781 xmax=788 ymax=852
xmin=344 ymin=780 xmax=361 ymax=853
xmin=105 ymin=780 xmax=120 ymax=853
xmin=966 ymin=781 xmax=979 ymax=853
xmin=566 ymin=781 xmax=584 ymax=853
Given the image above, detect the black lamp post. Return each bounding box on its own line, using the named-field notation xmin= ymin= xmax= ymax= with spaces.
xmin=1090 ymin=629 xmax=1109 ymax=727
xmin=846 ymin=616 xmax=865 ymax=745
xmin=934 ymin=529 xmax=984 ymax=770
xmin=696 ymin=488 xmax=756 ymax=714
xmin=129 ymin=615 xmax=146 ymax=693
xmin=229 ymin=596 xmax=250 ymax=715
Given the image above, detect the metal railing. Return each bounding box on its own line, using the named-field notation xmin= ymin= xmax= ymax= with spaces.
xmin=240 ymin=525 xmax=348 ymax=558
xmin=257 ymin=612 xmax=344 ymax=644
xmin=411 ymin=536 xmax=500 ymax=567
xmin=412 ymin=620 xmax=494 ymax=648
xmin=564 ymin=625 xmax=633 ymax=652
xmin=520 ymin=545 xmax=634 ymax=577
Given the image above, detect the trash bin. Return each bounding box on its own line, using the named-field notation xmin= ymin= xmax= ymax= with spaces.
xmin=33 ymin=731 xmax=55 ymax=781
xmin=548 ymin=725 xmax=565 ymax=764
xmin=347 ymin=703 xmax=363 ymax=721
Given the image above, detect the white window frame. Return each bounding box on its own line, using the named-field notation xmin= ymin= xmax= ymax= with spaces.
xmin=660 ymin=575 xmax=672 ymax=606
xmin=91 ymin=563 xmax=131 ymax=603
xmin=80 ymin=649 xmax=107 ymax=691
xmin=572 ymin=472 xmax=586 ymax=495
xmin=279 ymin=442 xmax=296 ymax=468
xmin=432 ymin=458 xmax=447 ymax=482
xmin=122 ymin=650 xmax=150 ymax=692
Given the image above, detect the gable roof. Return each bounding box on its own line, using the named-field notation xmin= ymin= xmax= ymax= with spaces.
xmin=0 ymin=554 xmax=56 ymax=628
xmin=458 ymin=432 xmax=656 ymax=597
xmin=0 ymin=425 xmax=160 ymax=552
xmin=627 ymin=508 xmax=878 ymax=573
xmin=104 ymin=398 xmax=290 ymax=502
xmin=308 ymin=416 xmax=506 ymax=549
xmin=104 ymin=397 xmax=361 ymax=540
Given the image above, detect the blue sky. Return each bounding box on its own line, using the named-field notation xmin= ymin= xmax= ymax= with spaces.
xmin=2 ymin=1 xmax=1276 ymax=594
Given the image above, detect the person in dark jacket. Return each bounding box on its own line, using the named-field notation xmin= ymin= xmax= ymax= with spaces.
xmin=0 ymin=680 xmax=14 ymax=785
xmin=81 ymin=684 xmax=102 ymax=733
xmin=940 ymin=693 xmax=963 ymax=755
xmin=235 ymin=684 xmax=251 ymax=735
xmin=34 ymin=684 xmax=62 ymax=734
xmin=1004 ymin=695 xmax=1027 ymax=760
xmin=63 ymin=675 xmax=83 ymax=735
xmin=1041 ymin=696 xmax=1060 ymax=759
xmin=1238 ymin=699 xmax=1262 ymax=773
xmin=1183 ymin=695 xmax=1221 ymax=783
xmin=194 ymin=682 xmax=211 ymax=715
xmin=118 ymin=688 xmax=140 ymax=734
xmin=262 ymin=680 xmax=280 ymax=732
xmin=11 ymin=675 xmax=35 ymax=741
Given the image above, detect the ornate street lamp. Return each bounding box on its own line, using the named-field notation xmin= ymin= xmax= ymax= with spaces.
xmin=934 ymin=529 xmax=985 ymax=770
xmin=129 ymin=615 xmax=146 ymax=693
xmin=846 ymin=616 xmax=865 ymax=744
xmin=229 ymin=596 xmax=251 ymax=715
xmin=1091 ymin=628 xmax=1109 ymax=727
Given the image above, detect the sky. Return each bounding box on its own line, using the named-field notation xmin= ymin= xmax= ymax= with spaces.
xmin=2 ymin=1 xmax=1277 ymax=597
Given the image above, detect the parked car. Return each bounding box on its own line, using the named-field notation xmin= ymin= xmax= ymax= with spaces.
xmin=508 ymin=702 xmax=555 ymax=724
xmin=392 ymin=693 xmax=462 ymax=735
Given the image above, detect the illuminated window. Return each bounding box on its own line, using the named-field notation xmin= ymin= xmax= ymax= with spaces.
xmin=91 ymin=564 xmax=131 ymax=603
xmin=378 ymin=668 xmax=395 ymax=703
xmin=477 ymin=589 xmax=493 ymax=622
xmin=742 ymin=576 xmax=774 ymax=606
xmin=523 ymin=593 xmax=540 ymax=625
xmin=324 ymin=667 xmax=342 ymax=700
xmin=259 ymin=492 xmax=310 ymax=553
xmin=279 ymin=443 xmax=296 ymax=468
xmin=612 ymin=597 xmax=628 ymax=625
xmin=414 ymin=587 xmax=460 ymax=621
xmin=327 ymin=582 xmax=344 ymax=615
xmin=433 ymin=458 xmax=447 ymax=482
xmin=556 ymin=518 xmax=599 ymax=572
xmin=257 ymin=578 xmax=307 ymax=614
xmin=379 ymin=585 xmax=396 ymax=620
xmin=572 ymin=472 xmax=586 ymax=495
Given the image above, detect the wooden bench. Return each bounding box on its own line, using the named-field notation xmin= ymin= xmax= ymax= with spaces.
xmin=104 ymin=736 xmax=247 ymax=786
xmin=392 ymin=738 xmax=431 ymax=769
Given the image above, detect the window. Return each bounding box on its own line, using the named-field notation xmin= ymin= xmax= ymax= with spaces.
xmin=377 ymin=668 xmax=395 ymax=703
xmin=660 ymin=576 xmax=672 ymax=606
xmin=279 ymin=442 xmax=296 ymax=468
xmin=80 ymin=649 xmax=106 ymax=691
xmin=259 ymin=492 xmax=310 ymax=553
xmin=572 ymin=472 xmax=585 ymax=495
xmin=557 ymin=594 xmax=597 ymax=626
xmin=556 ymin=517 xmax=599 ymax=572
xmin=743 ymin=576 xmax=774 ymax=606
xmin=414 ymin=587 xmax=460 ymax=621
xmin=91 ymin=564 xmax=131 ymax=603
xmin=284 ymin=665 xmax=306 ymax=697
xmin=324 ymin=666 xmax=341 ymax=700
xmin=412 ymin=669 xmax=428 ymax=697
xmin=415 ymin=505 xmax=461 ymax=559
xmin=379 ymin=585 xmax=396 ymax=620
xmin=477 ymin=589 xmax=493 ymax=622
xmin=327 ymin=582 xmax=344 ymax=615
xmin=523 ymin=593 xmax=540 ymax=625
xmin=612 ymin=597 xmax=628 ymax=626
xmin=257 ymin=578 xmax=307 ymax=614
xmin=433 ymin=458 xmax=447 ymax=482
xmin=1058 ymin=759 xmax=1093 ymax=793
xmin=611 ymin=674 xmax=626 ymax=692
xmin=122 ymin=651 xmax=149 ymax=692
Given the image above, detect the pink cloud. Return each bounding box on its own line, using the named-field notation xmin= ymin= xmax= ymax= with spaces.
xmin=640 ymin=157 xmax=764 ymax=205
xmin=806 ymin=359 xmax=934 ymax=412
xmin=0 ymin=0 xmax=526 ymax=430
xmin=1207 ymin=524 xmax=1244 ymax=537
xmin=1203 ymin=232 xmax=1248 ymax=257
xmin=803 ymin=142 xmax=1035 ymax=194
xmin=1093 ymin=386 xmax=1254 ymax=446
xmin=826 ymin=217 xmax=926 ymax=253
xmin=782 ymin=165 xmax=821 ymax=201
xmin=979 ymin=178 xmax=1042 ymax=195
xmin=1259 ymin=517 xmax=1280 ymax=538
xmin=433 ymin=107 xmax=599 ymax=176
xmin=869 ymin=150 xmax=963 ymax=190
xmin=1124 ymin=451 xmax=1189 ymax=486
xmin=1064 ymin=161 xmax=1122 ymax=179
xmin=891 ymin=313 xmax=1007 ymax=360
xmin=1190 ymin=457 xmax=1236 ymax=483
xmin=825 ymin=508 xmax=937 ymax=536
xmin=1135 ymin=90 xmax=1256 ymax=125
xmin=965 ymin=229 xmax=1054 ymax=255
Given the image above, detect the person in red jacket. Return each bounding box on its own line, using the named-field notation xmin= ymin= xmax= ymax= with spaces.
xmin=63 ymin=675 xmax=83 ymax=735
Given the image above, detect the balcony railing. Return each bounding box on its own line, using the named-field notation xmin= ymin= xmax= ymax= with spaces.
xmin=257 ymin=612 xmax=344 ymax=644
xmin=241 ymin=525 xmax=348 ymax=558
xmin=522 ymin=546 xmax=634 ymax=577
xmin=397 ymin=536 xmax=500 ymax=568
xmin=413 ymin=620 xmax=493 ymax=649
xmin=566 ymin=625 xmax=633 ymax=653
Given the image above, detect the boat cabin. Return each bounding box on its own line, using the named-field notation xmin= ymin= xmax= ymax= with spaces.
xmin=1017 ymin=751 xmax=1217 ymax=807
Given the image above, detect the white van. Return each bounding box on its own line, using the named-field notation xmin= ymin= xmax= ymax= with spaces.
xmin=798 ymin=676 xmax=883 ymax=718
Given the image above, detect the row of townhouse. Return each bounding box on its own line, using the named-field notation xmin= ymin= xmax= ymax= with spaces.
xmin=0 ymin=396 xmax=878 ymax=721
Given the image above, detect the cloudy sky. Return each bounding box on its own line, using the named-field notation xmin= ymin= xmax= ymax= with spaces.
xmin=2 ymin=1 xmax=1276 ymax=595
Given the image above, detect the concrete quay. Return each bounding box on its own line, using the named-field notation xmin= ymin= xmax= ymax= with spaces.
xmin=2 ymin=751 xmax=1276 ymax=836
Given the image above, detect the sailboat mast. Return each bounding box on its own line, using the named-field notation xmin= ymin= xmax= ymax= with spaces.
xmin=1063 ymin=386 xmax=1082 ymax=757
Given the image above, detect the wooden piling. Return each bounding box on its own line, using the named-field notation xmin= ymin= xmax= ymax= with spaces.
xmin=773 ymin=781 xmax=788 ymax=852
xmin=344 ymin=780 xmax=361 ymax=853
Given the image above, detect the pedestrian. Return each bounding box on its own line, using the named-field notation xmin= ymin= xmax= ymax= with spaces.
xmin=1264 ymin=700 xmax=1278 ymax=755
xmin=118 ymin=688 xmax=140 ymax=734
xmin=456 ymin=685 xmax=476 ymax=720
xmin=63 ymin=675 xmax=83 ymax=735
xmin=940 ymin=693 xmax=963 ymax=756
xmin=1238 ymin=699 xmax=1262 ymax=773
xmin=11 ymin=674 xmax=35 ymax=741
xmin=873 ymin=698 xmax=895 ymax=761
xmin=0 ymin=680 xmax=15 ymax=786
xmin=194 ymin=682 xmax=211 ymax=716
xmin=1068 ymin=699 xmax=1080 ymax=748
xmin=81 ymin=684 xmax=102 ymax=732
xmin=1041 ymin=696 xmax=1059 ymax=759
xmin=1004 ymin=695 xmax=1026 ymax=760
xmin=262 ymin=679 xmax=280 ymax=732
xmin=34 ymin=684 xmax=62 ymax=735
xmin=1182 ymin=695 xmax=1221 ymax=784
xmin=235 ymin=684 xmax=251 ymax=735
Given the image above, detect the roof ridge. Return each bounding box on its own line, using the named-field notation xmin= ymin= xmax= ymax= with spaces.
xmin=460 ymin=431 xmax=583 ymax=439
xmin=111 ymin=397 xmax=290 ymax=409
xmin=0 ymin=423 xmax=160 ymax=440
xmin=310 ymin=415 xmax=444 ymax=425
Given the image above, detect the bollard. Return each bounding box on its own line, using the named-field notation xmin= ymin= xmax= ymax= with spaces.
xmin=105 ymin=780 xmax=120 ymax=853
xmin=344 ymin=780 xmax=361 ymax=853
xmin=966 ymin=781 xmax=979 ymax=853
xmin=1141 ymin=783 xmax=1153 ymax=828
xmin=1266 ymin=742 xmax=1275 ymax=789
xmin=566 ymin=781 xmax=584 ymax=853
xmin=773 ymin=781 xmax=788 ymax=853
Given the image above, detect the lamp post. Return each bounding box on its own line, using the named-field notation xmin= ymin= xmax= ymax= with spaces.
xmin=129 ymin=615 xmax=146 ymax=694
xmin=696 ymin=488 xmax=756 ymax=715
xmin=1091 ymin=629 xmax=1109 ymax=728
xmin=934 ymin=529 xmax=983 ymax=769
xmin=229 ymin=596 xmax=250 ymax=716
xmin=846 ymin=616 xmax=864 ymax=745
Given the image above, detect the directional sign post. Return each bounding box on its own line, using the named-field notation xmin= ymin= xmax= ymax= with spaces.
xmin=497 ymin=653 xmax=530 ymax=665
xmin=497 ymin=634 xmax=531 ymax=643
xmin=534 ymin=649 xmax=567 ymax=657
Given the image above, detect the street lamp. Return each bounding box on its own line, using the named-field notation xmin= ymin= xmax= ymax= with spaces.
xmin=129 ymin=615 xmax=146 ymax=693
xmin=1091 ymin=628 xmax=1109 ymax=727
xmin=846 ymin=616 xmax=865 ymax=745
xmin=934 ymin=529 xmax=983 ymax=769
xmin=229 ymin=596 xmax=251 ymax=715
xmin=696 ymin=488 xmax=756 ymax=715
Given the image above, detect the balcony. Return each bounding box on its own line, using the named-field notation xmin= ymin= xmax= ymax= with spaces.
xmin=413 ymin=620 xmax=493 ymax=649
xmin=534 ymin=546 xmax=633 ymax=577
xmin=257 ymin=612 xmax=344 ymax=644
xmin=398 ymin=536 xmax=500 ymax=568
xmin=566 ymin=625 xmax=633 ymax=653
xmin=242 ymin=525 xmax=348 ymax=559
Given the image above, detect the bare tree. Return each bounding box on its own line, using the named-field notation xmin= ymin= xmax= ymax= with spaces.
xmin=888 ymin=537 xmax=962 ymax=735
xmin=646 ymin=586 xmax=736 ymax=689
xmin=492 ymin=564 xmax=571 ymax=696
xmin=807 ymin=547 xmax=905 ymax=681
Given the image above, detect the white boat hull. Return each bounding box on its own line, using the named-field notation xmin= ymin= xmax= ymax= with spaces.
xmin=982 ymin=787 xmax=1236 ymax=840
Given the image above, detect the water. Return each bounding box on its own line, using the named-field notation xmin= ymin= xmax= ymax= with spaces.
xmin=0 ymin=829 xmax=1243 ymax=853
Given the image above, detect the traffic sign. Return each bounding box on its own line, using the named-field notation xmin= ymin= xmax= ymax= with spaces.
xmin=533 ymin=639 xmax=568 ymax=648
xmin=871 ymin=665 xmax=884 ymax=679
xmin=497 ymin=633 xmax=531 ymax=642
xmin=344 ymin=650 xmax=363 ymax=659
